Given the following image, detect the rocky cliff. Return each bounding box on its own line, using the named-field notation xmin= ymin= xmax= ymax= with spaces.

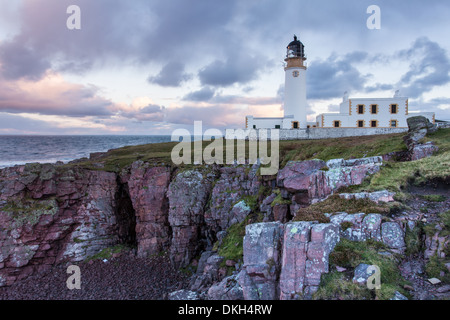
xmin=0 ymin=153 xmax=382 ymax=287
xmin=0 ymin=116 xmax=448 ymax=300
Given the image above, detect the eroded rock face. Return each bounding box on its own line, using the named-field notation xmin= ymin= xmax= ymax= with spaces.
xmin=167 ymin=169 xmax=215 ymax=268
xmin=206 ymin=165 xmax=261 ymax=232
xmin=239 ymin=222 xmax=284 ymax=300
xmin=239 ymin=221 xmax=340 ymax=300
xmin=0 ymin=164 xmax=120 ymax=287
xmin=277 ymin=157 xmax=383 ymax=204
xmin=123 ymin=162 xmax=172 ymax=258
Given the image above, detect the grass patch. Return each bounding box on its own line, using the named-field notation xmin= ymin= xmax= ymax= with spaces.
xmin=293 ymin=195 xmax=390 ymax=223
xmin=440 ymin=210 xmax=450 ymax=237
xmin=404 ymin=223 xmax=423 ymax=257
xmin=423 ymin=211 xmax=450 ymax=238
xmin=241 ymin=195 xmax=258 ymax=212
xmin=329 ymin=238 xmax=409 ymax=300
xmin=425 ymin=254 xmax=450 ymax=283
xmin=313 ymin=271 xmax=373 ymax=300
xmin=57 ymin=128 xmax=447 ymax=174
xmin=85 ymin=244 xmax=128 ymax=263
xmin=279 ymin=132 xmax=407 ymax=168
xmin=420 ymin=194 xmax=446 ymax=202
xmin=359 ymin=128 xmax=450 ymax=192
xmin=217 ymin=213 xmax=263 ymax=268
xmin=270 ymin=193 xmax=292 ymax=207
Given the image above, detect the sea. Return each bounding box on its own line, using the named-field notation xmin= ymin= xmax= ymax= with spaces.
xmin=0 ymin=135 xmax=175 ymax=169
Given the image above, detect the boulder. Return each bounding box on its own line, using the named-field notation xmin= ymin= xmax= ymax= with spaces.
xmin=277 ymin=157 xmax=383 ymax=204
xmin=273 ymin=204 xmax=290 ymax=223
xmin=338 ymin=190 xmax=395 ymax=203
xmin=207 ymin=273 xmax=244 ymax=300
xmin=381 ymin=222 xmax=406 ymax=250
xmin=390 ymin=291 xmax=408 ymax=300
xmin=352 ymin=263 xmax=373 ymax=286
xmin=168 ymin=290 xmax=199 ymax=300
xmin=403 ymin=116 xmax=439 ymax=161
xmin=190 ymin=254 xmax=225 ymax=292
xmin=410 ymin=142 xmax=439 ymax=161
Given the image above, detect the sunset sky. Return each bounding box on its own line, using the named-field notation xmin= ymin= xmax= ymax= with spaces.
xmin=0 ymin=0 xmax=449 ymax=135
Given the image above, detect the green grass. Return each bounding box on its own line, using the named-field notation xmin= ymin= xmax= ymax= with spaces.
xmin=355 ymin=128 xmax=450 ymax=192
xmin=279 ymin=132 xmax=407 ymax=168
xmin=313 ymin=271 xmax=373 ymax=300
xmin=423 ymin=211 xmax=450 ymax=238
xmin=217 ymin=213 xmax=263 ymax=268
xmin=292 ymin=195 xmax=390 ymax=223
xmin=404 ymin=223 xmax=423 ymax=257
xmin=328 ymin=238 xmax=409 ymax=300
xmin=57 ymin=128 xmax=450 ymax=174
xmin=425 ymin=254 xmax=450 ymax=283
xmin=270 ymin=193 xmax=292 ymax=207
xmin=84 ymin=244 xmax=128 ymax=263
xmin=420 ymin=194 xmax=446 ymax=202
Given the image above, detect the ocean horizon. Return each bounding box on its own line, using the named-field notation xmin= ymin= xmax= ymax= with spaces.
xmin=0 ymin=135 xmax=177 ymax=168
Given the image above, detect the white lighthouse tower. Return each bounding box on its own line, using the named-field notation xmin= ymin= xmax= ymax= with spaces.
xmin=245 ymin=35 xmax=308 ymax=130
xmin=282 ymin=35 xmax=307 ymax=129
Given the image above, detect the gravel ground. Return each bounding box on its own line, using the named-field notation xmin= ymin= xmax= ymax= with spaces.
xmin=0 ymin=251 xmax=190 ymax=300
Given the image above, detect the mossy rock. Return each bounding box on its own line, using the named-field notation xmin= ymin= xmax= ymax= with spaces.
xmin=3 ymin=198 xmax=58 ymax=229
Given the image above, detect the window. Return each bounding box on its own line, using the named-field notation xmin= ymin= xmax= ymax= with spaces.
xmin=334 ymin=121 xmax=341 ymax=128
xmin=357 ymin=105 xmax=365 ymax=114
xmin=275 ymin=125 xmax=281 ymax=129
xmin=292 ymin=121 xmax=299 ymax=129
xmin=253 ymin=125 xmax=256 ymax=129
xmin=371 ymin=104 xmax=378 ymax=114
xmin=370 ymin=120 xmax=378 ymax=128
xmin=357 ymin=120 xmax=364 ymax=128
xmin=390 ymin=120 xmax=398 ymax=128
xmin=390 ymin=104 xmax=398 ymax=114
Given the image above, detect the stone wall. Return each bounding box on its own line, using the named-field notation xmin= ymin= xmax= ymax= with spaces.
xmin=225 ymin=127 xmax=408 ymax=141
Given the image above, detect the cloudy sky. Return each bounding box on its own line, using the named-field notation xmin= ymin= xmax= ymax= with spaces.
xmin=0 ymin=0 xmax=449 ymax=135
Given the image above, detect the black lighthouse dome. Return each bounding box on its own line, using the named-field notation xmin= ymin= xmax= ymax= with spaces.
xmin=287 ymin=35 xmax=305 ymax=59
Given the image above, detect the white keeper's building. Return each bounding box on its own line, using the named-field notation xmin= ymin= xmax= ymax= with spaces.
xmin=245 ymin=35 xmax=435 ymax=131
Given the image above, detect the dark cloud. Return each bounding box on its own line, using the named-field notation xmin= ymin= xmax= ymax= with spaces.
xmin=307 ymin=53 xmax=370 ymax=99
xmin=0 ymin=40 xmax=51 ymax=80
xmin=198 ymin=52 xmax=262 ymax=87
xmin=397 ymin=37 xmax=450 ymax=98
xmin=183 ymin=87 xmax=216 ymax=102
xmin=119 ymin=104 xmax=166 ymax=122
xmin=0 ymin=0 xmax=241 ymax=80
xmin=148 ymin=61 xmax=192 ymax=87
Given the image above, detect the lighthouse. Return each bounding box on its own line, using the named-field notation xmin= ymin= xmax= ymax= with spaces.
xmin=283 ymin=35 xmax=308 ymax=129
xmin=244 ymin=35 xmax=310 ymax=130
